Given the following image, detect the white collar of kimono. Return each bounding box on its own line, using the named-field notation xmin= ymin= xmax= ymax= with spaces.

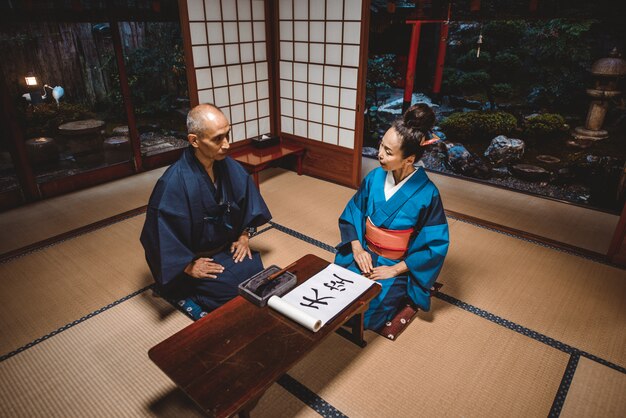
xmin=384 ymin=168 xmax=417 ymax=201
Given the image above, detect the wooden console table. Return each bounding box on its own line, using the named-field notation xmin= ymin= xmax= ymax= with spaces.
xmin=230 ymin=143 xmax=305 ymax=188
xmin=148 ymin=254 xmax=380 ymax=418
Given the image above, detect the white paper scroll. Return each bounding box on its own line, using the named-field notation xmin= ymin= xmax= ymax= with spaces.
xmin=268 ymin=295 xmax=322 ymax=332
xmin=268 ymin=263 xmax=377 ymax=332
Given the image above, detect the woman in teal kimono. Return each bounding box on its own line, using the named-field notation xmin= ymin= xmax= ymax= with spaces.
xmin=335 ymin=104 xmax=449 ymax=330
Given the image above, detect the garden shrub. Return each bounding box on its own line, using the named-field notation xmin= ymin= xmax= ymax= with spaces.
xmin=522 ymin=113 xmax=568 ymax=138
xmin=492 ymin=83 xmax=515 ymax=100
xmin=440 ymin=111 xmax=518 ymax=142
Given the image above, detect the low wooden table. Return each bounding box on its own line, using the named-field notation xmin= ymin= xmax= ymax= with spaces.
xmin=148 ymin=254 xmax=380 ymax=418
xmin=230 ymin=143 xmax=305 ymax=188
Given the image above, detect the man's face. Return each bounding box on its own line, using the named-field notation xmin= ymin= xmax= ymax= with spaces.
xmin=189 ymin=110 xmax=231 ymax=161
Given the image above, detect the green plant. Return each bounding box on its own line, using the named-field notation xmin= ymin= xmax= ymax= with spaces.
xmin=522 ymin=113 xmax=568 ymax=138
xmin=101 ymin=22 xmax=188 ymax=119
xmin=366 ymin=54 xmax=399 ymax=107
xmin=492 ymin=83 xmax=514 ymax=100
xmin=440 ymin=111 xmax=518 ymax=142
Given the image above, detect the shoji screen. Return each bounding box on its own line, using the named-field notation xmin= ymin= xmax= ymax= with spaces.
xmin=277 ymin=0 xmax=363 ymax=150
xmin=186 ymin=0 xmax=270 ymax=143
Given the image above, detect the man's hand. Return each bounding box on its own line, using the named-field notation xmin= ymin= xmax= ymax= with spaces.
xmin=231 ymin=233 xmax=252 ymax=263
xmin=184 ymin=257 xmax=224 ymax=279
xmin=351 ymin=240 xmax=373 ymax=275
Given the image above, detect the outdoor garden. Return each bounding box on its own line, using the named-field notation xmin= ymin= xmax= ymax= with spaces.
xmin=0 ymin=20 xmax=188 ymax=189
xmin=365 ymin=18 xmax=626 ymax=212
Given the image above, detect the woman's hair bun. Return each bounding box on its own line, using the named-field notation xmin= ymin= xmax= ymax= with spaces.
xmin=403 ymin=103 xmax=435 ymax=133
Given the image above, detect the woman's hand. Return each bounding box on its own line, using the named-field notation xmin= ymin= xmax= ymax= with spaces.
xmin=184 ymin=257 xmax=224 ymax=279
xmin=231 ymin=233 xmax=252 ymax=263
xmin=351 ymin=240 xmax=373 ymax=276
xmin=368 ymin=261 xmax=408 ymax=281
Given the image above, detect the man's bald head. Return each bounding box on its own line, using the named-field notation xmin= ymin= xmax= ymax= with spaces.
xmin=187 ymin=104 xmax=228 ymax=137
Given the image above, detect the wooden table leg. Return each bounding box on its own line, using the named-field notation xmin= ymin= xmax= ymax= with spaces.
xmin=335 ymin=312 xmax=367 ymax=348
xmin=253 ymin=171 xmax=260 ymax=188
xmin=238 ymin=393 xmax=262 ymax=418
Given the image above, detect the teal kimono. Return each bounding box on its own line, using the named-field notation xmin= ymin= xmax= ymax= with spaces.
xmin=335 ymin=167 xmax=449 ymax=330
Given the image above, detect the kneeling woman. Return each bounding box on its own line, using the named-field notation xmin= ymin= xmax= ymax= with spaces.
xmin=335 ymin=104 xmax=449 ymax=331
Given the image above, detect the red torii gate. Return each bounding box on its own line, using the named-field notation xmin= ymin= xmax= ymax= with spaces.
xmin=402 ymin=18 xmax=449 ymax=113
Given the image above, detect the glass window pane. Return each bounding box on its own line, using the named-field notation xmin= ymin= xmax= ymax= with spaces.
xmin=120 ymin=21 xmax=189 ymax=157
xmin=1 ymin=22 xmax=131 ymax=182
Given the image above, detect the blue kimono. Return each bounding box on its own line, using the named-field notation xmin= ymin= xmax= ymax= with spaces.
xmin=335 ymin=167 xmax=449 ymax=330
xmin=140 ymin=147 xmax=272 ymax=312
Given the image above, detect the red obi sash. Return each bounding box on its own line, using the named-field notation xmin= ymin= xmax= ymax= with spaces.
xmin=365 ymin=217 xmax=414 ymax=260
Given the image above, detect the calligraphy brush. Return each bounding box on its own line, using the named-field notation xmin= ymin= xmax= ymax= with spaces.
xmin=252 ymin=261 xmax=298 ymax=296
xmin=266 ymin=261 xmax=297 ymax=282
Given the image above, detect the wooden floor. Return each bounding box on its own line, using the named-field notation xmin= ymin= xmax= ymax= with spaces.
xmin=0 ymin=165 xmax=624 ymax=418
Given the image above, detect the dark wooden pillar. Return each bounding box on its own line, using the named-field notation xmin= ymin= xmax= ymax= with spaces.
xmin=110 ymin=20 xmax=143 ymax=172
xmin=0 ymin=74 xmax=39 ymax=201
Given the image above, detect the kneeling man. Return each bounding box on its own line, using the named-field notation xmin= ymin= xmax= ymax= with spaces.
xmin=140 ymin=104 xmax=271 ymax=312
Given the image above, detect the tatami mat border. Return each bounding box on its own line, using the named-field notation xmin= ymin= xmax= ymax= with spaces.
xmin=269 ymin=221 xmax=338 ymax=253
xmin=277 ymin=374 xmax=348 ymax=418
xmin=445 ymin=211 xmax=622 ymax=269
xmin=0 ymin=284 xmax=153 ymax=363
xmin=549 ymin=354 xmax=580 ymax=417
xmin=0 ymin=206 xmax=149 ymax=264
xmin=435 ymin=292 xmax=626 ymax=375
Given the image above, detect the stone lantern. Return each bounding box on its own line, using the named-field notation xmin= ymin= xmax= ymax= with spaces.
xmin=573 ymin=48 xmax=626 ymax=142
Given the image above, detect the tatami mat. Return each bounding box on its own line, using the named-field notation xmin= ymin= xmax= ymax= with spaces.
xmin=427 ymin=171 xmax=619 ymax=254
xmin=0 ymin=167 xmax=166 ymax=255
xmin=0 ymin=215 xmax=151 ymax=355
xmin=0 ymin=292 xmax=315 ymax=418
xmin=251 ymin=386 xmax=323 ymax=418
xmin=259 ymin=169 xmax=352 ymax=246
xmin=251 ymin=228 xmax=335 ymax=268
xmin=260 ymin=168 xmax=458 ymax=247
xmin=561 ymin=357 xmax=626 ymax=417
xmin=288 ymin=298 xmax=569 ymax=417
xmin=0 ymin=223 xmax=331 ymax=358
xmin=440 ymin=221 xmax=626 ymax=367
xmin=0 ymin=293 xmax=194 ymax=418
xmin=1 ymin=162 xmax=624 ymax=418
xmin=363 ymin=157 xmax=620 ymax=254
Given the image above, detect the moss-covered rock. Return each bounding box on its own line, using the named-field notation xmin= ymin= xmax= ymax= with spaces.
xmin=440 ymin=111 xmax=518 ymax=142
xmin=522 ymin=113 xmax=568 ymax=139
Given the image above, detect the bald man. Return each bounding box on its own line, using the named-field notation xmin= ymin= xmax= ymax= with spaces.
xmin=140 ymin=104 xmax=272 ymax=314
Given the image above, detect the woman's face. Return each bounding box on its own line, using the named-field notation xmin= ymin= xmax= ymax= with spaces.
xmin=378 ymin=127 xmax=411 ymax=171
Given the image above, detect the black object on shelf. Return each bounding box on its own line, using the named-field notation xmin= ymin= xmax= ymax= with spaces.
xmin=252 ymin=134 xmax=280 ymax=148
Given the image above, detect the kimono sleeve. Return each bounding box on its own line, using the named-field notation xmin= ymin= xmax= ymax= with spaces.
xmin=240 ymin=174 xmax=272 ymax=230
xmin=404 ymin=191 xmax=449 ymax=292
xmin=140 ymin=179 xmax=196 ymax=287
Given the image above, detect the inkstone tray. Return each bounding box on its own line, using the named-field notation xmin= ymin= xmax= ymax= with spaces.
xmin=238 ymin=265 xmax=297 ymax=307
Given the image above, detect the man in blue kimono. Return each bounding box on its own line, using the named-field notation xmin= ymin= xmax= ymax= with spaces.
xmin=140 ymin=104 xmax=272 ymax=312
xmin=335 ymin=104 xmax=449 ymax=331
